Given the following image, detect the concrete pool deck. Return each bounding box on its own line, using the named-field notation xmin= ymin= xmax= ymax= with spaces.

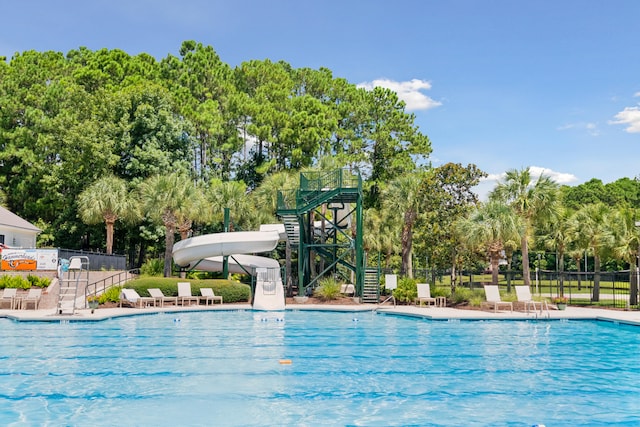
xmin=2 ymin=303 xmax=640 ymax=326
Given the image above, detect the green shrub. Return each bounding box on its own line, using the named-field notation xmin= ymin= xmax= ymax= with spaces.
xmin=430 ymin=285 xmax=450 ymax=298
xmin=27 ymin=274 xmax=51 ymax=288
xmin=99 ymin=286 xmax=122 ymax=304
xmin=468 ymin=292 xmax=486 ymax=307
xmin=139 ymin=258 xmax=164 ymax=276
xmin=468 ymin=294 xmax=485 ymax=307
xmin=129 ymin=277 xmax=178 ymax=297
xmin=451 ymin=287 xmax=485 ymax=305
xmin=393 ymin=277 xmax=418 ymax=303
xmin=202 ymin=282 xmax=251 ymax=303
xmin=186 ymin=270 xmax=218 ymax=280
xmin=451 ymin=287 xmax=474 ymax=304
xmin=313 ymin=276 xmax=342 ymax=300
xmin=0 ymin=275 xmax=31 ymax=289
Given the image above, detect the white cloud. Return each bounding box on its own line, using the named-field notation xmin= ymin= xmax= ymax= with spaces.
xmin=475 ymin=166 xmax=579 ymax=200
xmin=557 ymin=122 xmax=599 ymax=136
xmin=610 ymin=107 xmax=640 ymax=133
xmin=357 ymin=78 xmax=442 ymax=111
xmin=528 ymin=166 xmax=578 ymax=185
xmin=634 ymin=92 xmax=640 ymax=97
xmin=482 ymin=167 xmax=577 ymax=185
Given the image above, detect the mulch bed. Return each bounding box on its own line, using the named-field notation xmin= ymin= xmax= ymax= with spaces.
xmin=285 ymin=296 xmax=359 ymax=305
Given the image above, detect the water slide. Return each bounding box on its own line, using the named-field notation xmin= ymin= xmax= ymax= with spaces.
xmin=172 ymin=224 xmax=286 ymax=311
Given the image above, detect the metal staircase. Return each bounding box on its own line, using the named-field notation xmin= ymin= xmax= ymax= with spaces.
xmin=362 ymin=268 xmax=380 ymax=303
xmin=280 ymin=214 xmax=300 ymax=246
xmin=57 ymin=256 xmax=89 ymax=315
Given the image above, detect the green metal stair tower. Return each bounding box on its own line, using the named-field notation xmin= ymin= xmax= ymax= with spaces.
xmin=277 ymin=169 xmax=373 ymax=301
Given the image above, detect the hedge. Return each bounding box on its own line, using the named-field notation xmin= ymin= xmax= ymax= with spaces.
xmin=124 ymin=277 xmax=251 ymax=303
xmin=0 ymin=275 xmax=51 ymax=289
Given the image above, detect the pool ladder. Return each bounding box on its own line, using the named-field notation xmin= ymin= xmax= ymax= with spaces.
xmin=526 ymin=300 xmax=550 ymax=320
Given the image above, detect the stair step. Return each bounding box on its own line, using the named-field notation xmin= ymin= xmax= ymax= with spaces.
xmin=281 ymin=214 xmax=301 ymax=246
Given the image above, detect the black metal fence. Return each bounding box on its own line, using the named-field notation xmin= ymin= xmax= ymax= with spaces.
xmin=58 ymin=249 xmax=127 ymax=271
xmin=384 ymin=268 xmax=638 ymax=309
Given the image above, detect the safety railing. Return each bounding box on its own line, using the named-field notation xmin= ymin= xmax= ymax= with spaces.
xmin=84 ymin=269 xmax=139 ymax=306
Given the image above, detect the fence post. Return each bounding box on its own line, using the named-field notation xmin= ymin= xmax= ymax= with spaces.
xmin=631 ymin=265 xmax=639 ymax=306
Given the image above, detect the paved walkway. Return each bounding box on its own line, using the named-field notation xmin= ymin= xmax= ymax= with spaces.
xmin=3 ymin=302 xmax=640 ymax=326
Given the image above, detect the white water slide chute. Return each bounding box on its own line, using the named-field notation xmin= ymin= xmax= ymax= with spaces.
xmin=172 ymin=224 xmax=286 ymax=311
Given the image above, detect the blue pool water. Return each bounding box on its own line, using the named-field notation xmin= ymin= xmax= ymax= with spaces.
xmin=1 ymin=311 xmax=639 ymax=426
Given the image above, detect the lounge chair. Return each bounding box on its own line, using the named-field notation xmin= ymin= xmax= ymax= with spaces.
xmin=415 ymin=283 xmax=437 ymax=307
xmin=177 ymin=282 xmax=199 ymax=306
xmin=340 ymin=284 xmax=355 ymax=296
xmin=0 ymin=288 xmax=18 ymax=309
xmin=119 ymin=288 xmax=156 ymax=308
xmin=200 ymin=288 xmax=223 ymax=305
xmin=481 ymin=285 xmax=513 ymax=312
xmin=22 ymin=288 xmax=42 ymax=310
xmin=515 ymin=285 xmax=549 ymax=313
xmin=147 ymin=288 xmax=178 ymax=307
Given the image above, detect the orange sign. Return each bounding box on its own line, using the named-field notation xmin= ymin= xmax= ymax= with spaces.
xmin=0 ymin=249 xmax=38 ymax=271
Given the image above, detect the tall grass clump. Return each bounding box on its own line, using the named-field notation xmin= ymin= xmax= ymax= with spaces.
xmin=140 ymin=258 xmax=164 ymax=276
xmin=314 ymin=276 xmax=342 ymax=300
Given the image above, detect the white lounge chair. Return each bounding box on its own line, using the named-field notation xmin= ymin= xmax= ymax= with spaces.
xmin=177 ymin=282 xmax=199 ymax=306
xmin=119 ymin=288 xmax=155 ymax=308
xmin=515 ymin=286 xmax=548 ymax=313
xmin=147 ymin=288 xmax=178 ymax=307
xmin=481 ymin=285 xmax=513 ymax=312
xmin=200 ymin=288 xmax=223 ymax=305
xmin=22 ymin=288 xmax=42 ymax=310
xmin=415 ymin=283 xmax=437 ymax=307
xmin=0 ymin=288 xmax=18 ymax=309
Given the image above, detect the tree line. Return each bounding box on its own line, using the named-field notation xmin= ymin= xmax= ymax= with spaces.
xmin=0 ymin=40 xmax=429 ymax=260
xmin=457 ymin=170 xmax=640 ymax=301
xmin=1 ymin=41 xmax=639 ymax=296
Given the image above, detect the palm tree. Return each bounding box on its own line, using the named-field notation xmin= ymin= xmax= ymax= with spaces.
xmin=77 ymin=175 xmax=138 ymax=254
xmin=207 ymin=178 xmax=251 ymax=230
xmin=138 ymin=172 xmax=201 ymax=277
xmin=175 ymin=186 xmax=207 ymax=240
xmin=536 ymin=205 xmax=573 ymax=295
xmin=382 ymin=173 xmax=423 ymax=278
xmin=609 ymin=206 xmax=640 ymax=305
xmin=363 ymin=207 xmax=401 ymax=269
xmin=490 ymin=167 xmax=558 ymax=287
xmin=250 ymin=171 xmax=297 ymax=217
xmin=569 ymin=203 xmax=614 ymax=301
xmin=457 ymin=201 xmax=522 ymax=285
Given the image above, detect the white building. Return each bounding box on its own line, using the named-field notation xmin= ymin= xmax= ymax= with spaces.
xmin=0 ymin=206 xmax=41 ymax=248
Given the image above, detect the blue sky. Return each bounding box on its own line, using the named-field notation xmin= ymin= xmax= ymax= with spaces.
xmin=2 ymin=0 xmax=639 ymax=197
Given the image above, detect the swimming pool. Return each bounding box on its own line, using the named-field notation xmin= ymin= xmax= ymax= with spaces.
xmin=1 ymin=311 xmax=639 ymax=426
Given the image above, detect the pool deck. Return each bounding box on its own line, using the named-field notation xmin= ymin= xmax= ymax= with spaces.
xmin=3 ymin=303 xmax=640 ymax=326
